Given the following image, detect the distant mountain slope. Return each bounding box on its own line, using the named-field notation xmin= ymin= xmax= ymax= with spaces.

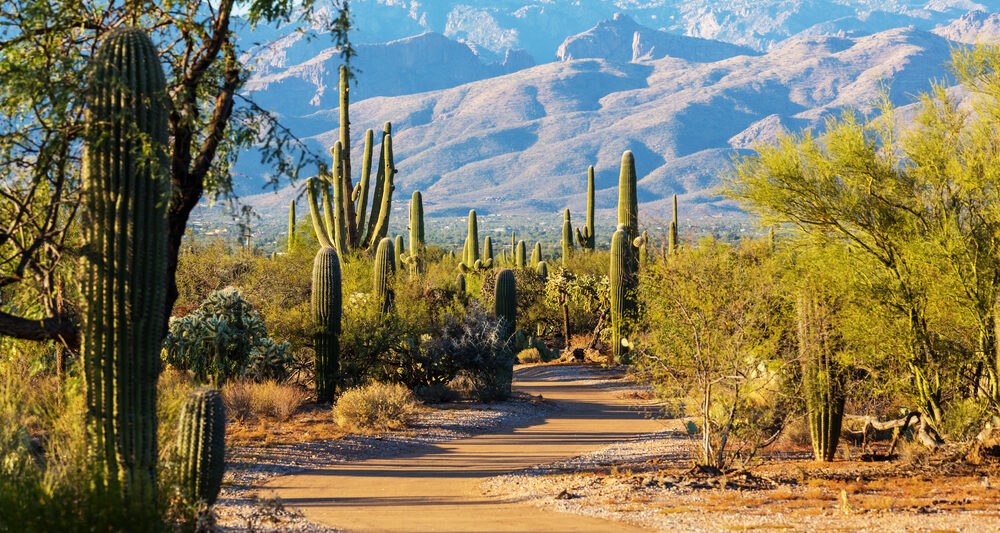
xmin=237 ymin=25 xmax=963 ymax=220
xmin=243 ymin=31 xmax=533 ymax=115
xmin=932 ymin=9 xmax=1000 ymax=41
xmin=556 ymin=13 xmax=759 ymax=63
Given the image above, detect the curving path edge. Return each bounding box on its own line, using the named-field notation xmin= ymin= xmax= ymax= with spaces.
xmin=264 ymin=365 xmax=666 ymax=532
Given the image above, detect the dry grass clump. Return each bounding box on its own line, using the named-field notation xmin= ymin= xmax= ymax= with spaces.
xmin=333 ymin=382 xmax=418 ymax=432
xmin=222 ymin=380 xmax=310 ymax=422
xmin=517 ymin=348 xmax=542 ymax=364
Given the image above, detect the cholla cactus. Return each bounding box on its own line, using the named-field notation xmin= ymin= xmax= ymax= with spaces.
xmin=162 ymin=288 xmax=291 ymax=383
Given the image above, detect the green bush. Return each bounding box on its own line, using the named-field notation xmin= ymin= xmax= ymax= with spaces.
xmin=162 ymin=287 xmax=291 ymax=384
xmin=424 ymin=304 xmax=515 ymax=402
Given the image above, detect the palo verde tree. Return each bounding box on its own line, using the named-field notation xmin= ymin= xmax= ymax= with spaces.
xmin=0 ymin=0 xmax=354 ymax=350
xmin=723 ymin=45 xmax=1000 ymax=434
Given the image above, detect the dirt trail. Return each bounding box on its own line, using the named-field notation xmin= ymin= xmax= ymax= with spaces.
xmin=264 ymin=365 xmax=666 ymax=532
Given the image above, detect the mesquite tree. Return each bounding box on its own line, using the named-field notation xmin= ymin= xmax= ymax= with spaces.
xmin=0 ymin=0 xmax=353 ymax=350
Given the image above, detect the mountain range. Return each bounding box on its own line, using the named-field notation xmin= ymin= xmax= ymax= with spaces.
xmin=218 ymin=2 xmax=1000 ymax=222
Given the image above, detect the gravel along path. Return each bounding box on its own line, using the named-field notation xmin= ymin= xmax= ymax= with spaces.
xmin=260 ymin=363 xmax=666 ymax=532
xmin=214 ymin=391 xmax=556 ymax=531
xmin=481 ymin=427 xmax=1000 ymax=532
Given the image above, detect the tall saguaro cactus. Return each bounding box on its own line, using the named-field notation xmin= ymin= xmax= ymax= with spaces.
xmin=176 ymin=388 xmax=226 ymax=505
xmin=562 ymin=209 xmax=574 ymax=267
xmin=515 ymin=240 xmax=527 ymax=269
xmin=312 ymin=247 xmax=342 ymax=403
xmin=394 ymin=235 xmax=405 ymax=273
xmin=307 ymin=77 xmax=398 ymax=257
xmin=495 ymin=269 xmax=517 ymax=340
xmin=609 ymin=226 xmax=636 ymax=364
xmin=81 ymin=27 xmax=169 ymax=502
xmin=798 ymin=291 xmax=847 ymax=462
xmin=576 ymin=165 xmax=595 ymax=250
xmin=373 ymin=237 xmax=396 ymax=314
xmin=531 ymin=242 xmax=542 ymax=267
xmin=669 ymin=193 xmax=679 ymax=255
xmin=484 ymin=236 xmax=494 ymax=263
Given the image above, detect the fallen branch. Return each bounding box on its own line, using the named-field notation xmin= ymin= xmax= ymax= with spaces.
xmin=586 ymin=308 xmax=609 ymax=351
xmin=844 ymin=411 xmax=943 ymax=452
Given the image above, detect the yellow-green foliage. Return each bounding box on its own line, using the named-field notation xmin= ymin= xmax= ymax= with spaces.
xmin=332 ymin=382 xmax=418 ymax=431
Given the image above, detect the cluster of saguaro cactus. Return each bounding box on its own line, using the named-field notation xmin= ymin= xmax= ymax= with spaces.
xmin=562 ymin=209 xmax=574 ymax=267
xmin=312 ymin=247 xmax=342 ymax=403
xmin=459 ymin=209 xmax=493 ymax=272
xmin=288 ymin=200 xmax=296 ymax=252
xmin=797 ymin=291 xmax=847 ymax=462
xmin=176 ymin=387 xmax=226 ymax=505
xmin=307 ymin=66 xmax=397 ymax=256
xmin=530 ymin=242 xmax=542 ymax=267
xmin=401 ymin=191 xmax=425 ymax=273
xmin=374 ymin=237 xmax=396 ymax=314
xmin=80 ymin=27 xmax=169 ymax=502
xmin=609 ymin=151 xmax=642 ymax=364
xmin=575 ymin=166 xmax=596 ymax=250
xmin=494 ymin=269 xmax=517 ymax=340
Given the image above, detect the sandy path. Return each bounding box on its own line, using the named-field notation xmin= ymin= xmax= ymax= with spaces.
xmin=263 ymin=365 xmax=666 ymax=532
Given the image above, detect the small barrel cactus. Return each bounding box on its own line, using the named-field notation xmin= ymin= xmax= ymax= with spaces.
xmin=177 ymin=387 xmax=227 ymax=505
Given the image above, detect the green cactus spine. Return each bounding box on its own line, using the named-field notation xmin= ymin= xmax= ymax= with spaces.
xmin=355 ymin=128 xmax=374 ymax=231
xmin=394 ymin=234 xmax=404 ymax=273
xmin=562 ymin=209 xmax=574 ymax=268
xmin=610 ymin=227 xmax=636 ymax=364
xmin=484 ymin=236 xmax=494 ymax=262
xmin=81 ymin=27 xmax=169 ymax=501
xmin=288 ymin=200 xmax=296 ymax=251
xmin=576 ymin=165 xmax=595 ymax=250
xmin=669 ymin=193 xmax=679 ymax=255
xmin=373 ymin=237 xmax=396 ymax=314
xmin=312 ymin=247 xmax=342 ymax=403
xmin=176 ymin=387 xmax=226 ymax=505
xmin=798 ymin=292 xmax=846 ymax=462
xmin=531 ymin=242 xmax=542 ymax=266
xmin=639 ymin=231 xmax=650 ymax=268
xmin=494 ymin=269 xmax=517 ymax=339
xmin=516 ymin=240 xmax=527 ymax=269
xmin=364 ymin=123 xmax=395 ymax=248
xmin=409 ymin=190 xmax=424 ymax=255
xmin=617 ymin=151 xmax=640 ymax=274
xmin=465 ymin=210 xmax=479 ymax=266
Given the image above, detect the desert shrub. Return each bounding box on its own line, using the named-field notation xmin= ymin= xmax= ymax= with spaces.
xmin=0 ymin=359 xmax=201 ymax=532
xmin=222 ymin=380 xmax=310 ymax=421
xmin=636 ymin=238 xmax=796 ymax=469
xmin=413 ymin=383 xmax=463 ymax=404
xmin=424 ymin=304 xmax=515 ymax=402
xmin=517 ymin=348 xmax=542 ymax=364
xmin=480 ymin=267 xmax=553 ymax=333
xmin=333 ymin=382 xmax=418 ymax=431
xmin=162 ymin=287 xmax=292 ymax=384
